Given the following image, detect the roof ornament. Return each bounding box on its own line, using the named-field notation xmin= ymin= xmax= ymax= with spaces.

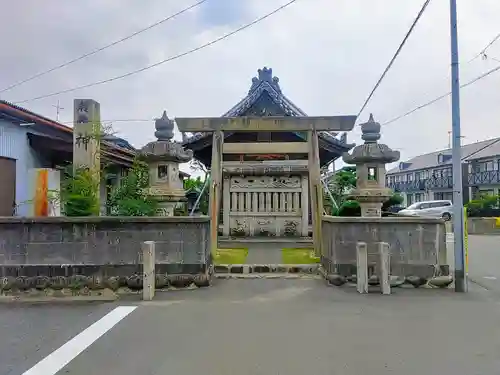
xmin=361 ymin=113 xmax=381 ymax=143
xmin=248 ymin=67 xmax=282 ymax=94
xmin=154 ymin=110 xmax=174 ymax=141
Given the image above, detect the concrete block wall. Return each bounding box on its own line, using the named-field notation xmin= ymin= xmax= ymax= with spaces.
xmin=0 ymin=216 xmax=210 ymax=278
xmin=321 ymin=216 xmax=449 ymax=279
xmin=467 ymin=218 xmax=500 ymax=235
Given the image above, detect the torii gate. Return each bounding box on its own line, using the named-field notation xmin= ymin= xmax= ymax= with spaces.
xmin=175 ymin=116 xmax=356 ymax=259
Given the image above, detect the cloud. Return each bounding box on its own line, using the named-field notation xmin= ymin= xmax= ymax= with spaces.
xmin=1 ymin=0 xmax=500 ymax=175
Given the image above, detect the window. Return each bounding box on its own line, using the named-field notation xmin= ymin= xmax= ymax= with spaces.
xmin=415 ymin=193 xmax=424 ymax=202
xmin=158 ymin=165 xmax=168 ymax=179
xmin=367 ymin=167 xmax=377 ymax=181
xmin=443 ymin=192 xmax=453 ymax=202
xmin=408 ymin=201 xmax=430 ymax=210
xmin=407 ymin=173 xmax=413 ymax=181
xmin=479 ymin=160 xmax=495 ymax=172
xmin=407 ymin=194 xmax=413 ymax=206
xmin=479 ymin=189 xmax=495 ymax=196
xmin=430 ymin=201 xmax=451 ymax=208
xmin=257 ymin=132 xmax=272 ymax=142
xmin=415 ymin=172 xmax=422 ymax=181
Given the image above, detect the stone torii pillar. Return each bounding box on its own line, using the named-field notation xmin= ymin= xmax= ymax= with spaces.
xmin=175 ymin=116 xmax=356 ymax=259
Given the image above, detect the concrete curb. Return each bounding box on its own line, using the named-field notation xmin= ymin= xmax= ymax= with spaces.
xmin=215 ymin=273 xmax=322 ymax=279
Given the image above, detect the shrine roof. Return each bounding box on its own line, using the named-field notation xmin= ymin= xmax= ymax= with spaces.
xmin=181 ymin=67 xmax=353 ymax=150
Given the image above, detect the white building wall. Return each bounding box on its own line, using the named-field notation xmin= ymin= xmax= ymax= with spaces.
xmin=0 ymin=120 xmax=50 ymax=216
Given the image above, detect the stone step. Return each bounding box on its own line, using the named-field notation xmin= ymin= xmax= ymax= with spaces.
xmin=219 ymin=237 xmax=314 ymax=249
xmin=214 ymin=264 xmax=320 ymax=275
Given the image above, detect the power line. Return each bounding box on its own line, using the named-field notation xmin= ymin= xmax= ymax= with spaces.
xmin=465 ymin=32 xmax=500 ymax=64
xmin=0 ymin=0 xmax=209 ymax=94
xmin=382 ymin=63 xmax=500 ymax=126
xmin=14 ymin=0 xmax=297 ymax=105
xmin=59 ymin=118 xmax=153 ymax=125
xmin=381 ymin=31 xmax=500 ymax=127
xmin=355 ymin=0 xmax=432 ymax=121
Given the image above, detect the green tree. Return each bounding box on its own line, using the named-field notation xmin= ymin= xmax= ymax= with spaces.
xmin=106 ymin=159 xmax=158 ymax=216
xmin=324 ymin=166 xmax=357 ymax=213
xmin=184 ymin=176 xmax=208 ymax=215
xmin=326 ymin=166 xmax=403 ymax=217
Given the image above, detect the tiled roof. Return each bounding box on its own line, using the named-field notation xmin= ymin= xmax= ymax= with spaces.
xmin=0 ymin=99 xmax=72 ymax=133
xmin=0 ymin=99 xmax=135 ymax=156
xmin=182 ymin=67 xmax=349 ymax=147
xmin=387 ymin=137 xmax=500 ymax=174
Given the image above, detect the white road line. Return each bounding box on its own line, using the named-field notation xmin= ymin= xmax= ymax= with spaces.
xmin=483 ymin=276 xmax=498 ymax=280
xmin=22 ymin=306 xmax=137 ymax=375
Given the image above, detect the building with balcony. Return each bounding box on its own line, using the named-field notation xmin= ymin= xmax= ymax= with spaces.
xmin=386 ymin=137 xmax=500 ymax=207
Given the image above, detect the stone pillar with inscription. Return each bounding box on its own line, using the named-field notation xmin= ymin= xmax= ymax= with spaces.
xmin=73 ymin=99 xmax=101 ymax=172
xmin=140 ymin=111 xmax=193 ymax=216
xmin=342 ymin=114 xmax=400 ymax=217
xmin=73 ymin=99 xmax=102 ymax=210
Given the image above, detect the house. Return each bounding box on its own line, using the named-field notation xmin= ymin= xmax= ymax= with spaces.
xmin=0 ymin=100 xmax=135 ymax=216
xmin=386 ymin=137 xmax=500 ymax=206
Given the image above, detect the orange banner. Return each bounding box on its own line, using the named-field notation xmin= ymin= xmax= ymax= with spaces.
xmin=34 ymin=169 xmax=49 ymax=216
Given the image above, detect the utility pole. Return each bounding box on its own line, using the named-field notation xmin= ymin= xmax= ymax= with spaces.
xmin=448 ymin=131 xmax=464 ymax=149
xmin=52 ymin=100 xmax=64 ymax=121
xmin=450 ymin=0 xmax=467 ymax=292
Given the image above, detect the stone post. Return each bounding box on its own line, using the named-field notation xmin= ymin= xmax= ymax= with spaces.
xmin=356 ymin=242 xmax=369 ymax=294
xmin=342 ymin=114 xmax=400 ymax=217
xmin=378 ymin=242 xmax=391 ymax=295
xmin=142 ymin=241 xmax=155 ymax=301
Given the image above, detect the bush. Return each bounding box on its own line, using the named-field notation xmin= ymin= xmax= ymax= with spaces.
xmin=337 ymin=200 xmax=361 ymax=217
xmin=467 ymin=195 xmax=500 ymax=217
xmin=382 ymin=193 xmax=403 ymax=211
xmin=107 ymin=159 xmax=158 ymax=216
xmin=60 ymin=166 xmax=100 ymax=216
xmin=333 ymin=193 xmax=403 ymax=217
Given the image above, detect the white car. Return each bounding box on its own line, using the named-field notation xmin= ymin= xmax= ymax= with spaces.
xmin=398 ymin=200 xmax=453 ymax=221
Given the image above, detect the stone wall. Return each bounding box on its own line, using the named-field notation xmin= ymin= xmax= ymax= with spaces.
xmin=321 ymin=216 xmax=448 ymax=279
xmin=0 ymin=216 xmax=210 ymax=278
xmin=467 ymin=218 xmax=500 ymax=235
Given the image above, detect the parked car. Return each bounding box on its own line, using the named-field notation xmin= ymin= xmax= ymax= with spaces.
xmin=397 ymin=200 xmax=453 ymax=221
xmin=382 ymin=205 xmax=405 ymax=217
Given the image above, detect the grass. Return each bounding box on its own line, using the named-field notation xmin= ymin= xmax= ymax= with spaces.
xmin=281 ymin=248 xmax=320 ymax=264
xmin=214 ymin=248 xmax=249 ymax=265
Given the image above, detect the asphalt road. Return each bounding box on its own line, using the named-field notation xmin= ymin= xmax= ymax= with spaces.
xmin=3 ymin=276 xmax=500 ymax=375
xmin=0 ymin=303 xmax=117 ymax=375
xmin=467 ymin=235 xmax=500 ymax=292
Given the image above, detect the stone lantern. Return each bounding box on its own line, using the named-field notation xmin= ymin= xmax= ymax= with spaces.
xmin=342 ymin=114 xmax=400 ymax=217
xmin=140 ymin=111 xmax=193 ymax=216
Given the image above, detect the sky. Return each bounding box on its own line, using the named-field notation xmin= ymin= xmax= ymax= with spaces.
xmin=1 ymin=0 xmax=500 ymax=176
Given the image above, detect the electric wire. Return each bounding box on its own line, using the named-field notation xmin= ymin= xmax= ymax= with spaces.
xmin=0 ymin=0 xmax=209 ymax=94
xmin=382 ymin=64 xmax=500 ymax=126
xmin=13 ymin=0 xmax=297 ymax=105
xmin=355 ymin=0 xmax=432 ymax=121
